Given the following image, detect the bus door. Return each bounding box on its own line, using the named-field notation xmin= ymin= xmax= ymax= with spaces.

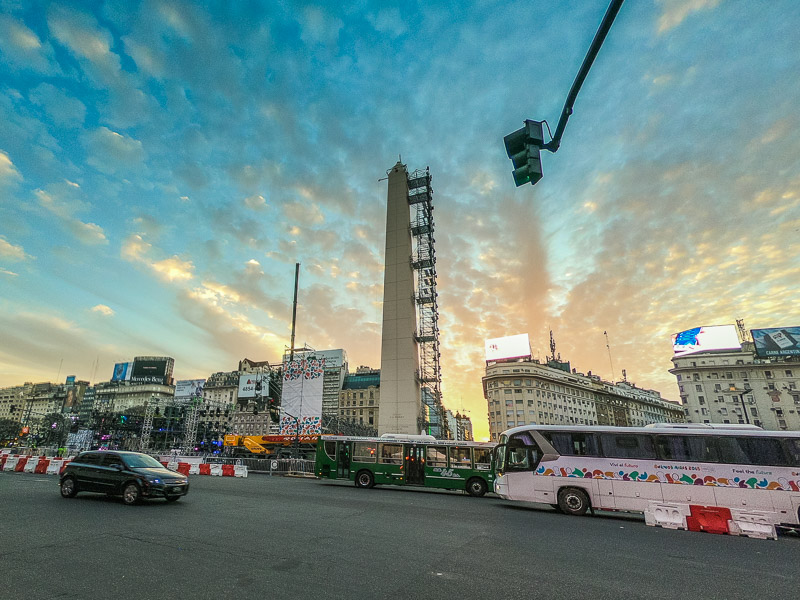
xmin=337 ymin=442 xmax=351 ymax=478
xmin=404 ymin=444 xmax=425 ymax=485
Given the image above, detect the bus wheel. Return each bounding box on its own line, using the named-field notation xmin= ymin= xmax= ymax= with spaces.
xmin=557 ymin=487 xmax=590 ymax=516
xmin=355 ymin=470 xmax=374 ymax=489
xmin=466 ymin=477 xmax=487 ymax=497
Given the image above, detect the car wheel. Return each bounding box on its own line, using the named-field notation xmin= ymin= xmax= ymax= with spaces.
xmin=466 ymin=477 xmax=487 ymax=497
xmin=557 ymin=487 xmax=590 ymax=516
xmin=122 ymin=482 xmax=141 ymax=505
xmin=165 ymin=495 xmax=181 ymax=502
xmin=60 ymin=476 xmax=78 ymax=498
xmin=355 ymin=470 xmax=374 ymax=489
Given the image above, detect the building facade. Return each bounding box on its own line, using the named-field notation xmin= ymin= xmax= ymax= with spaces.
xmin=337 ymin=366 xmax=380 ymax=434
xmin=445 ymin=409 xmax=474 ymax=441
xmin=483 ymin=358 xmax=683 ymax=442
xmin=670 ymin=344 xmax=800 ymax=430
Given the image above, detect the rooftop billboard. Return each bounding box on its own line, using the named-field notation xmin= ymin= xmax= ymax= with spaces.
xmin=485 ymin=334 xmax=531 ymax=362
xmin=111 ymin=362 xmax=132 ymax=382
xmin=175 ymin=379 xmax=205 ymax=400
xmin=131 ymin=358 xmax=171 ymax=385
xmin=752 ymin=327 xmax=800 ymax=357
xmin=671 ymin=325 xmax=741 ymax=356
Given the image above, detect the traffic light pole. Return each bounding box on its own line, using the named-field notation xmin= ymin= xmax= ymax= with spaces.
xmin=542 ymin=0 xmax=624 ymax=153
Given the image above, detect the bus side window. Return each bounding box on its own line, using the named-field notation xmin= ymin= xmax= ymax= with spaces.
xmin=600 ymin=434 xmax=656 ymax=460
xmin=717 ymin=437 xmax=789 ymax=466
xmin=324 ymin=441 xmax=337 ymax=460
xmin=353 ymin=441 xmax=377 ymax=463
xmin=545 ymin=432 xmax=599 ymax=456
xmin=784 ymin=439 xmax=800 ymax=467
xmin=473 ymin=448 xmax=491 ymax=471
xmin=379 ymin=443 xmax=403 ymax=464
xmin=450 ymin=447 xmax=471 ymax=468
xmin=427 ymin=446 xmax=447 ymax=467
xmin=656 ymin=435 xmax=718 ymax=462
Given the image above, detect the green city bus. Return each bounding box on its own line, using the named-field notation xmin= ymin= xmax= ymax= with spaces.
xmin=315 ymin=434 xmax=496 ymax=497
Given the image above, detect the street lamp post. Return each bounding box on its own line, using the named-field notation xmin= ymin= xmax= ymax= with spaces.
xmin=726 ymin=386 xmax=753 ymax=425
xmin=738 ymin=387 xmax=753 ymax=425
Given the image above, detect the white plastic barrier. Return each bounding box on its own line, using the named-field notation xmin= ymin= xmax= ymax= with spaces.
xmin=45 ymin=461 xmax=62 ymax=475
xmin=209 ymin=464 xmax=223 ymax=476
xmin=233 ymin=465 xmax=248 ymax=478
xmin=167 ymin=461 xmax=179 ymax=471
xmin=729 ymin=511 xmax=778 ymax=540
xmin=3 ymin=457 xmax=19 ymax=472
xmin=188 ymin=463 xmax=200 ymax=475
xmin=644 ymin=502 xmax=689 ymax=530
xmin=24 ymin=459 xmax=39 ymax=473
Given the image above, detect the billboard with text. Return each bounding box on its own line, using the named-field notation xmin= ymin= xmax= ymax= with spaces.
xmin=238 ymin=373 xmax=268 ymax=399
xmin=131 ymin=358 xmax=169 ymax=384
xmin=671 ymin=325 xmax=741 ymax=356
xmin=752 ymin=327 xmax=800 ymax=357
xmin=485 ymin=334 xmax=531 ymax=362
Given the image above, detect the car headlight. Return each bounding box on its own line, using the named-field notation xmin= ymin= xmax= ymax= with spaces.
xmin=149 ymin=478 xmax=162 ymax=484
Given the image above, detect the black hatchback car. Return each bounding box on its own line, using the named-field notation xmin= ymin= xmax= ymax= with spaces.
xmin=59 ymin=451 xmax=189 ymax=505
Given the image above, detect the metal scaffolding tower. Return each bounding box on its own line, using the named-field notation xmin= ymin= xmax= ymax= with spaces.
xmin=407 ymin=168 xmax=446 ymax=438
xmin=139 ymin=397 xmax=158 ymax=452
xmin=180 ymin=400 xmax=200 ymax=454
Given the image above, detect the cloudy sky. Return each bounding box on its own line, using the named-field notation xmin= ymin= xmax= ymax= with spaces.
xmin=1 ymin=0 xmax=798 ymax=439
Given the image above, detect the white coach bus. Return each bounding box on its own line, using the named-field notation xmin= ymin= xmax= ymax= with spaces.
xmin=493 ymin=424 xmax=800 ymax=537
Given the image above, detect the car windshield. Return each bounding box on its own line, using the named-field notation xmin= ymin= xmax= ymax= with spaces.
xmin=123 ymin=454 xmax=164 ymax=469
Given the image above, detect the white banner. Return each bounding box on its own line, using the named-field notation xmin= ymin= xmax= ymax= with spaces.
xmin=280 ymin=358 xmax=325 ymax=434
xmin=485 ymin=333 xmax=531 ymax=361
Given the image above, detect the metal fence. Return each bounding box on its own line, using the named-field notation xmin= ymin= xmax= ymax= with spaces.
xmin=204 ymin=456 xmax=316 ymax=476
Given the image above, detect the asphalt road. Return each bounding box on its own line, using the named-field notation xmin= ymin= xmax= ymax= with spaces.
xmin=2 ymin=472 xmax=798 ymax=600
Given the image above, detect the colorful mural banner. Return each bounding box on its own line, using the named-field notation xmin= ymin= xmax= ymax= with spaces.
xmin=535 ymin=459 xmax=800 ymax=492
xmin=280 ymin=415 xmax=321 ymax=436
xmin=281 ymin=358 xmax=325 ymax=432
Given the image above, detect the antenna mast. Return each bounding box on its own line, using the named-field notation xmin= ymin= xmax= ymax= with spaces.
xmin=549 ymin=330 xmax=556 ymax=362
xmin=290 ymin=263 xmax=300 ymax=361
xmin=604 ymin=330 xmax=616 ymax=382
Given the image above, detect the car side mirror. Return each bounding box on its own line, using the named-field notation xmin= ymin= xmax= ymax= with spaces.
xmin=114 ymin=464 xmax=124 ymax=471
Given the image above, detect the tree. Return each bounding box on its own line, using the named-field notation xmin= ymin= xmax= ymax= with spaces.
xmin=0 ymin=418 xmax=21 ymax=445
xmin=41 ymin=412 xmax=69 ymax=447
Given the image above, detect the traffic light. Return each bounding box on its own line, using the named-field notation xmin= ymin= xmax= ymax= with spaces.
xmin=268 ymin=398 xmax=279 ymax=422
xmin=504 ymin=119 xmax=544 ymax=186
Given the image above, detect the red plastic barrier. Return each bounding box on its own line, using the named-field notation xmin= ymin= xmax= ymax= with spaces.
xmin=160 ymin=462 xmax=169 ymax=468
xmin=0 ymin=455 xmax=6 ymax=469
xmin=35 ymin=459 xmax=49 ymax=474
xmin=221 ymin=464 xmax=235 ymax=477
xmin=176 ymin=463 xmax=191 ymax=475
xmin=59 ymin=461 xmax=71 ymax=475
xmin=14 ymin=457 xmax=29 ymax=472
xmin=686 ymin=505 xmax=732 ymax=535
xmin=199 ymin=464 xmax=211 ymax=475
